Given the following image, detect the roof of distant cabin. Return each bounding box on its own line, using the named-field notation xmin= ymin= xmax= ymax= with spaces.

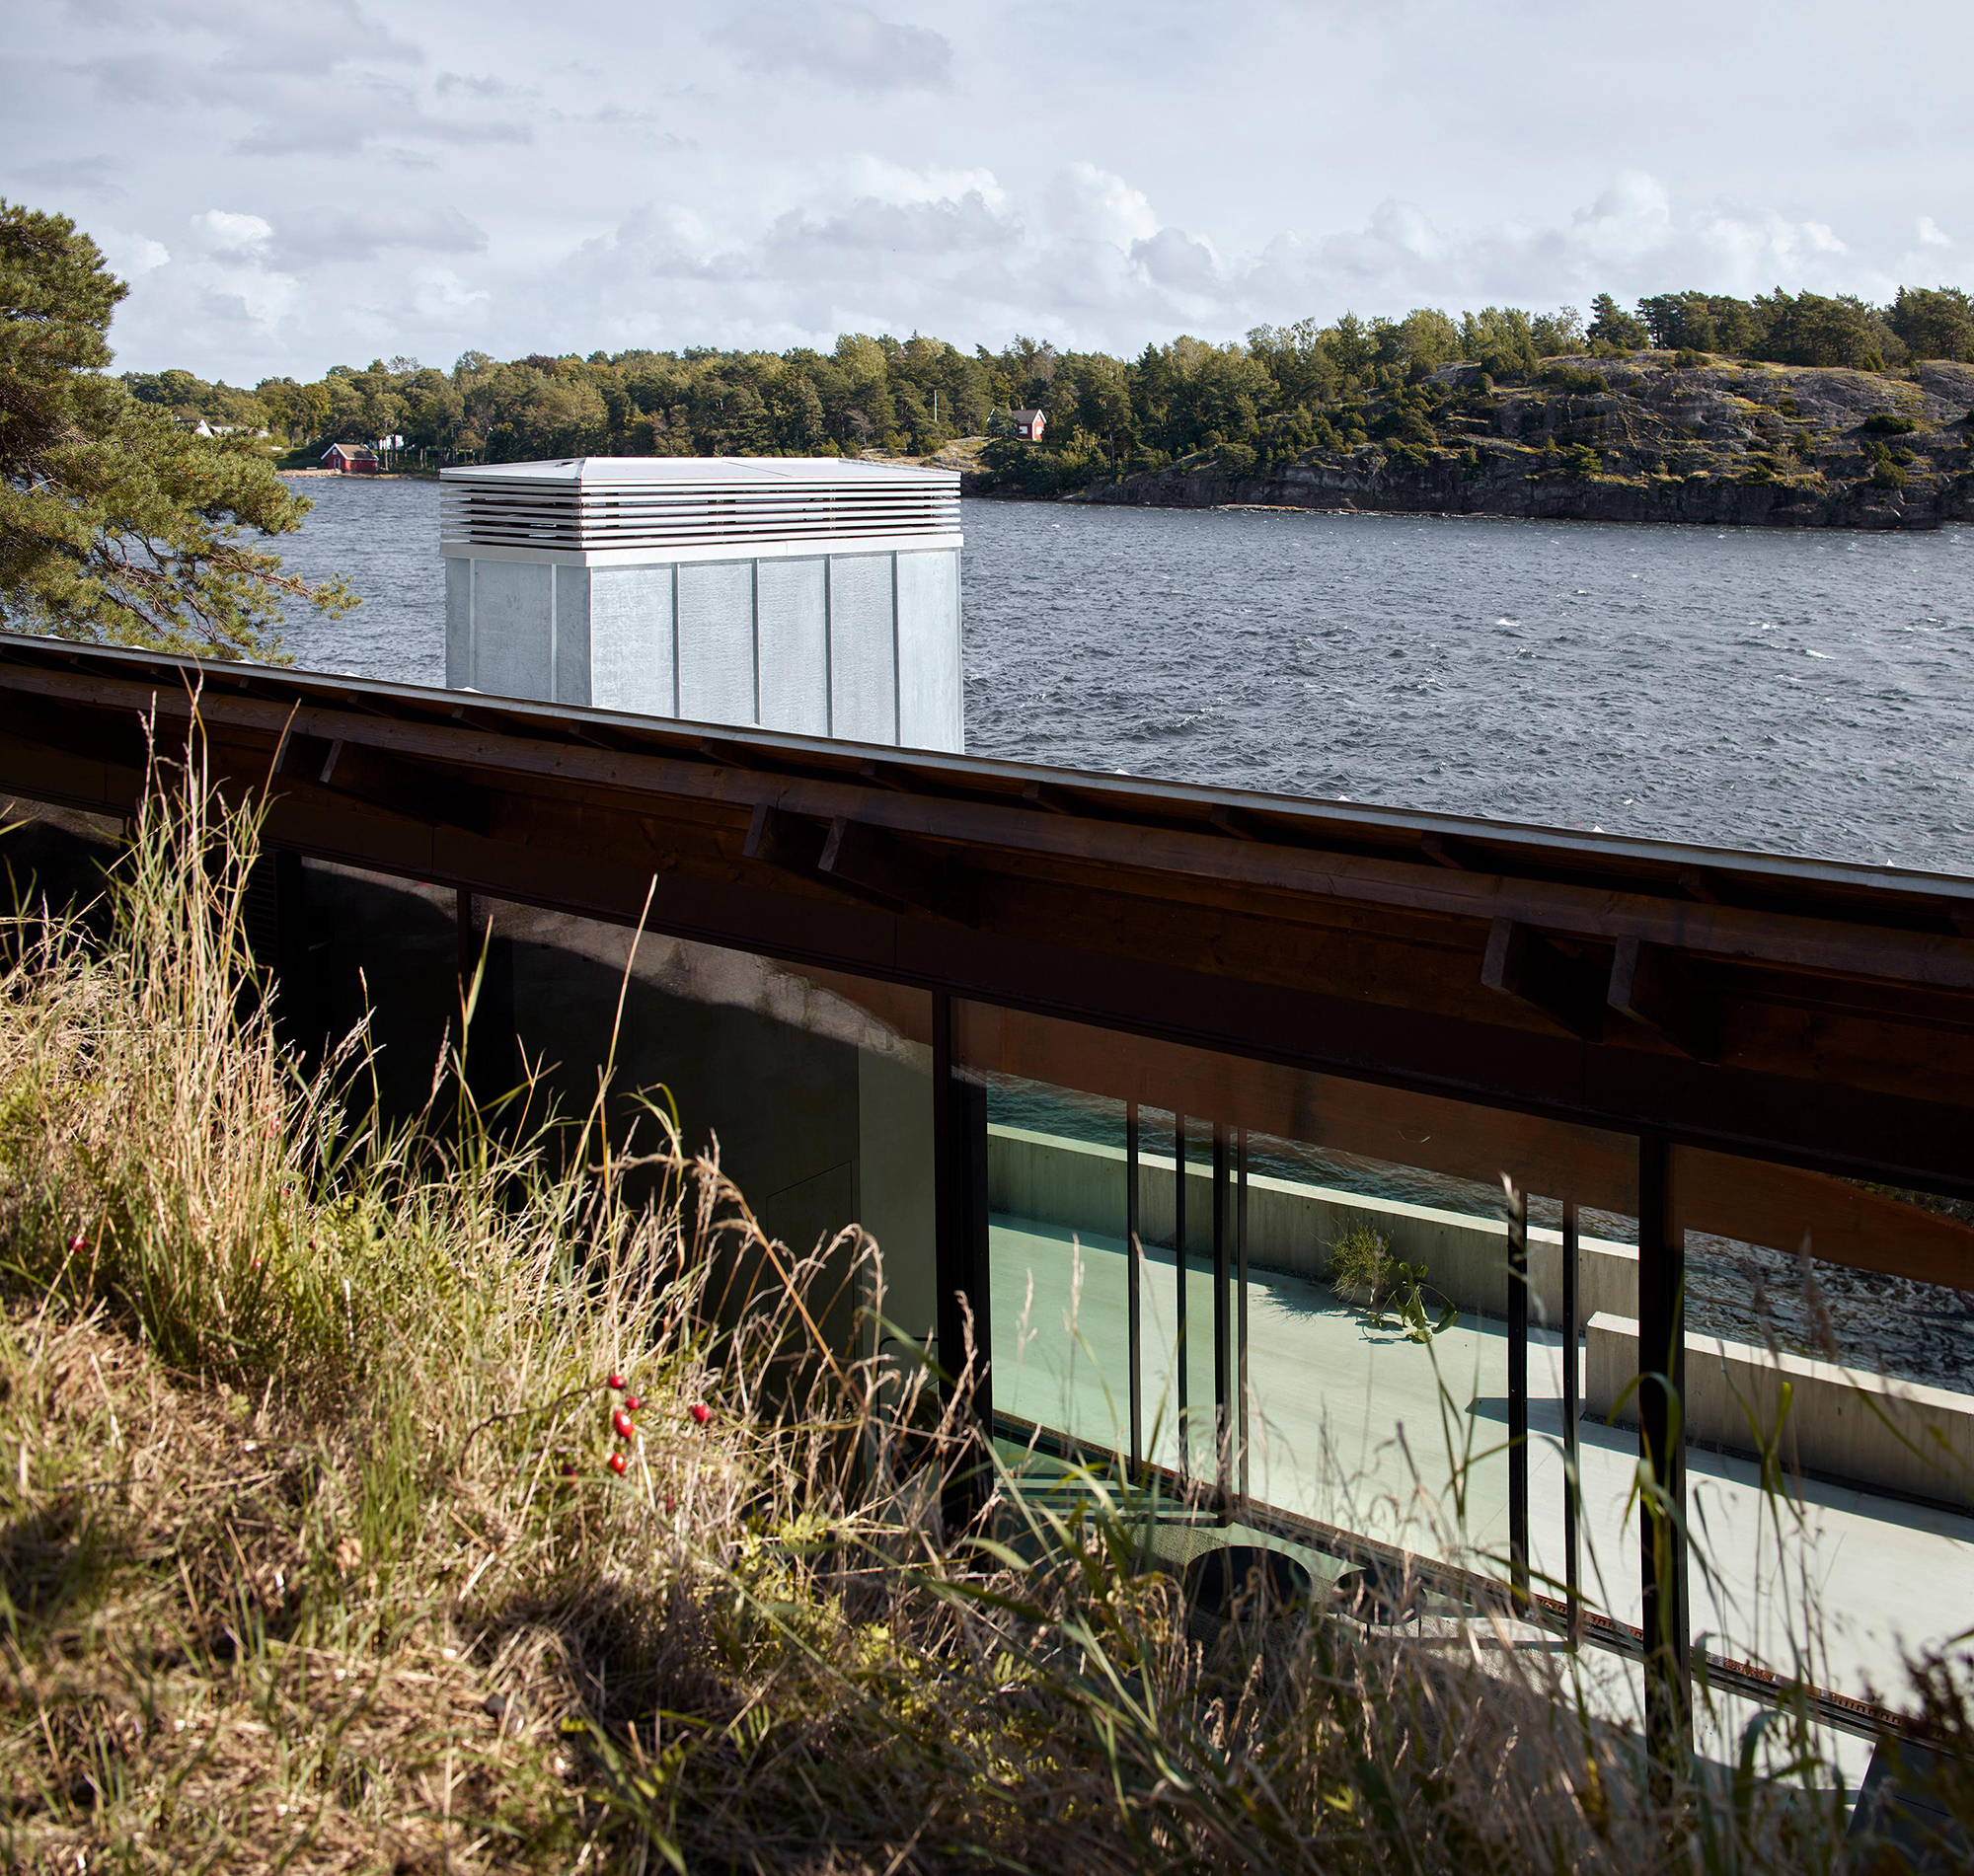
xmin=323 ymin=442 xmax=377 ymax=457
xmin=1011 ymin=410 xmax=1043 ymax=421
xmin=440 ymin=457 xmax=957 ymax=488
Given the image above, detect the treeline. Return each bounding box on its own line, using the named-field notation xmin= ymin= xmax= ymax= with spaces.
xmin=129 ymin=284 xmax=1974 ymax=483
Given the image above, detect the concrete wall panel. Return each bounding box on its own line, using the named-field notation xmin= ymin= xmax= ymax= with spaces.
xmin=589 ymin=566 xmax=676 ymax=716
xmin=553 ymin=564 xmax=591 ymax=708
xmin=677 ymin=561 xmax=758 ymax=727
xmin=755 ymin=557 xmax=830 ymax=736
xmin=894 ymin=548 xmax=962 ymax=752
xmin=445 ymin=557 xmax=473 ymax=688
xmin=828 ymin=554 xmax=897 ymax=744
xmin=471 ymin=560 xmax=555 ymax=701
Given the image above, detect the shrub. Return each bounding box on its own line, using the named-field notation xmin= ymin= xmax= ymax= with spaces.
xmin=1869 ymin=446 xmax=1910 ymax=488
xmin=1860 ymin=411 xmax=1919 ymax=435
xmin=1537 ymin=363 xmax=1605 ymax=395
xmin=1328 ymin=1224 xmax=1394 ymax=1298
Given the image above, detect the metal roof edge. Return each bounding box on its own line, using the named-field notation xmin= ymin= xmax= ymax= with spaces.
xmin=0 ymin=633 xmax=1968 ymax=904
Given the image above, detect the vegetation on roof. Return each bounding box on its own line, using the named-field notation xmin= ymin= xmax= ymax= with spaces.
xmin=2 ymin=758 xmax=1971 ymax=1870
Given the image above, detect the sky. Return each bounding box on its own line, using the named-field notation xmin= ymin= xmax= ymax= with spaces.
xmin=5 ymin=0 xmax=1972 ymax=384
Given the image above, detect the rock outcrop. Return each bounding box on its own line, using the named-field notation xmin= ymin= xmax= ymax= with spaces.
xmin=1040 ymin=356 xmax=1974 ymax=530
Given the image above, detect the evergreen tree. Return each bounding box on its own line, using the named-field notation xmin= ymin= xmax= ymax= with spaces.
xmin=1586 ymin=293 xmax=1649 ymax=351
xmin=0 ymin=201 xmax=349 ymax=658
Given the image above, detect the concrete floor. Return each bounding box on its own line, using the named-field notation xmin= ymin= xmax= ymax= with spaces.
xmin=989 ymin=1212 xmax=1974 ymax=1763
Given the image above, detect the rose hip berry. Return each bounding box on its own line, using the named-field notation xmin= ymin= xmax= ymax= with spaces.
xmin=689 ymin=1403 xmax=711 ymax=1426
xmin=67 ymin=1234 xmax=86 ymax=1254
xmin=611 ymin=1408 xmax=635 ymax=1440
xmin=623 ymin=1394 xmax=640 ymax=1412
xmin=606 ymin=1373 xmax=625 ymax=1391
xmin=607 ymin=1452 xmax=627 ymax=1475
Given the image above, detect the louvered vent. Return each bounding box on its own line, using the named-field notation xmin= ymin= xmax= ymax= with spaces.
xmin=441 ymin=457 xmax=960 ymax=555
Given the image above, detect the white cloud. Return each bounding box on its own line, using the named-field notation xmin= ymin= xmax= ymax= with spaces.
xmin=191 ymin=208 xmax=272 ymax=253
xmin=1043 ymin=164 xmax=1161 ymax=248
xmin=92 ymin=225 xmax=172 ymax=277
xmin=711 ymin=3 xmax=953 ymax=94
xmin=19 ymin=0 xmax=1968 ymax=379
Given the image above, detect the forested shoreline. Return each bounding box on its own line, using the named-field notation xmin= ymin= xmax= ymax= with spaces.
xmin=133 ymin=285 xmax=1974 ymax=527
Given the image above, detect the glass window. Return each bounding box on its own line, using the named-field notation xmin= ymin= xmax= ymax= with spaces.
xmin=952 ymin=1000 xmax=1631 ymax=1604
xmin=1670 ymin=1148 xmax=1974 ymax=1712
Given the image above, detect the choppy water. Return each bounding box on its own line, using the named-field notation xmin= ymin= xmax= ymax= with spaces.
xmin=272 ymin=477 xmax=1974 ymax=1387
xmin=276 ymin=477 xmax=1974 ymax=874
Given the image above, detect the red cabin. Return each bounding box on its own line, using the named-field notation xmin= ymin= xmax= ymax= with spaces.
xmin=321 ymin=442 xmax=380 ymax=475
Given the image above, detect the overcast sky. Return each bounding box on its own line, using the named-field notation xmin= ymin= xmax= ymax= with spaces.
xmin=6 ymin=0 xmax=1972 ymax=383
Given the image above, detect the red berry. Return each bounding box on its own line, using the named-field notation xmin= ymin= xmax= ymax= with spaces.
xmin=67 ymin=1234 xmax=86 ymax=1254
xmin=611 ymin=1408 xmax=635 ymax=1440
xmin=663 ymin=1495 xmax=677 ymax=1514
xmin=560 ymin=1463 xmax=577 ymax=1480
xmin=689 ymin=1403 xmax=711 ymax=1427
xmin=606 ymin=1373 xmax=625 ymax=1391
xmin=607 ymin=1452 xmax=627 ymax=1475
xmin=623 ymin=1394 xmax=640 ymax=1412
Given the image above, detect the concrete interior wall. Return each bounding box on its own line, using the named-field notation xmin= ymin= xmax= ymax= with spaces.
xmin=988 ymin=1125 xmax=1637 ymax=1322
xmin=989 ymin=1123 xmax=1974 ymax=1504
xmin=291 ymin=861 xmax=937 ymax=1360
xmin=1589 ymin=1311 xmax=1974 ymax=1509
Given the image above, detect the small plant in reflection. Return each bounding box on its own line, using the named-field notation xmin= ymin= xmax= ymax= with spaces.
xmin=1329 ymin=1225 xmax=1458 ymax=1341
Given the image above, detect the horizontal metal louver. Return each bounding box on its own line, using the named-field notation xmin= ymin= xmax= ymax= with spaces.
xmin=440 ymin=457 xmax=960 ymax=554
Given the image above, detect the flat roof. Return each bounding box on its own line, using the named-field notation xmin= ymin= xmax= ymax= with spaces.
xmin=0 ymin=635 xmax=1969 ymax=1198
xmin=440 ymin=457 xmax=958 ymax=488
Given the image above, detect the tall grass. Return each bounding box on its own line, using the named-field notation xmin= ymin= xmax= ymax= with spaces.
xmin=0 ymin=744 xmax=1964 ymax=1871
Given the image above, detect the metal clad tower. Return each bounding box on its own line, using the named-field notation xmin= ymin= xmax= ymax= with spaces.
xmin=441 ymin=457 xmax=964 ymax=752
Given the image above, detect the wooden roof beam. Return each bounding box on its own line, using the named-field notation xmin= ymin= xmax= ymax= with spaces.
xmin=1482 ymin=918 xmax=1607 ymax=1040
xmin=1609 ymin=936 xmax=1721 ymax=1063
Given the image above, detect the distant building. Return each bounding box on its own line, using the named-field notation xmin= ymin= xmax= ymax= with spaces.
xmin=321 ymin=443 xmax=380 ymax=475
xmin=1010 ymin=409 xmax=1046 ymax=442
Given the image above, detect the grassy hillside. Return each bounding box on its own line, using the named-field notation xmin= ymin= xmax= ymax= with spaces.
xmin=1 ymin=771 xmax=1969 ymax=1871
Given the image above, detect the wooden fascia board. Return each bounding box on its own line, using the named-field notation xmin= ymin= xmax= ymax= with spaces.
xmin=9 ymin=664 xmax=1974 ymax=995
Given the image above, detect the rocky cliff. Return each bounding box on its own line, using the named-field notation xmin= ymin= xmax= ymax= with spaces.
xmin=1050 ymin=355 xmax=1974 ymax=530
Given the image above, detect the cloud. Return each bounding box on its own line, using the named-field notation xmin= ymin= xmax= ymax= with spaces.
xmin=515 ymin=162 xmax=1953 ymax=367
xmin=436 ymin=70 xmax=539 ymax=104
xmin=266 ymin=205 xmax=489 ymax=266
xmin=190 ymin=208 xmax=272 ymax=253
xmin=68 ymin=0 xmax=421 ymax=76
xmin=1042 ymin=163 xmax=1161 ymax=247
xmin=1918 ymin=215 xmax=1952 ymax=248
xmin=15 ymin=154 xmax=125 ymax=198
xmin=712 ymin=3 xmax=953 ymax=94
xmin=235 ymin=85 xmax=533 ymax=157
xmin=92 ymin=225 xmax=172 ymax=278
